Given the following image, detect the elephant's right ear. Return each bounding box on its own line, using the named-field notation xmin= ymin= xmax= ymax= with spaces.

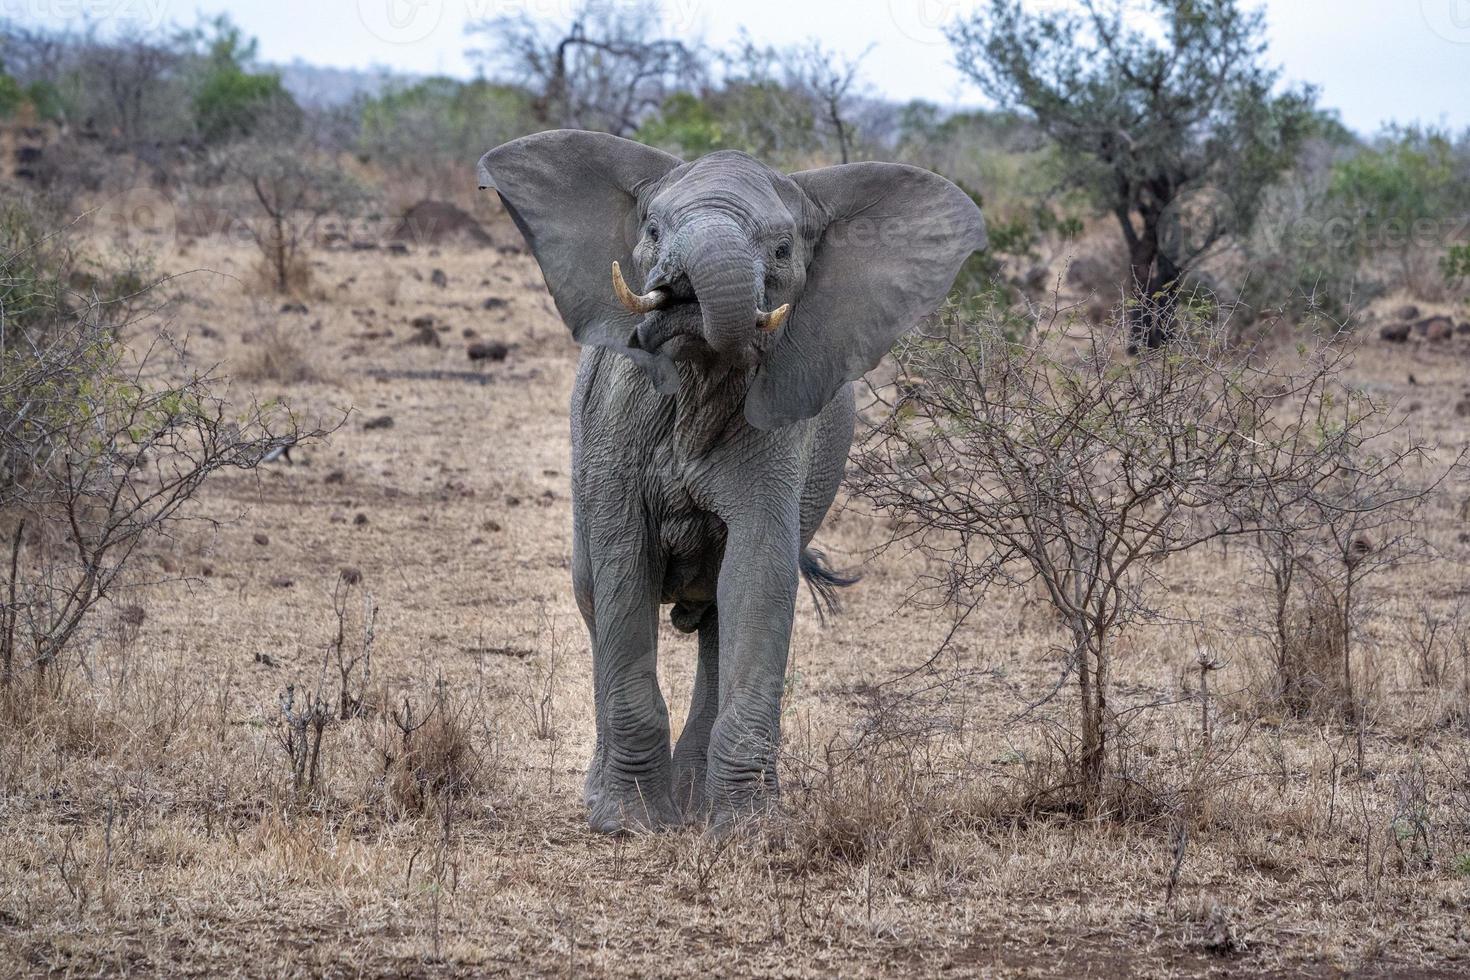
xmin=477 ymin=131 xmax=682 ymax=348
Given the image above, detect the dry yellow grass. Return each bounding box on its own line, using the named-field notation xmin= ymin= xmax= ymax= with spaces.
xmin=2 ymin=225 xmax=1469 ymax=977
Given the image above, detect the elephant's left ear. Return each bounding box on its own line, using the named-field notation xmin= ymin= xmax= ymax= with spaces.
xmin=745 ymin=163 xmax=986 ymax=430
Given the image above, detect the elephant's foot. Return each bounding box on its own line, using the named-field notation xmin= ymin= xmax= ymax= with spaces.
xmin=585 ymin=775 xmax=677 ymax=834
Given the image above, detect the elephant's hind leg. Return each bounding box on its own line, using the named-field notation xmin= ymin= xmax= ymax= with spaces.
xmin=672 ymin=607 xmax=719 ymax=821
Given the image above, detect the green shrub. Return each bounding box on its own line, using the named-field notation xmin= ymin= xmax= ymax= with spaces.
xmin=194 ymin=66 xmax=297 ymax=143
xmin=1443 ymin=244 xmax=1470 ymax=292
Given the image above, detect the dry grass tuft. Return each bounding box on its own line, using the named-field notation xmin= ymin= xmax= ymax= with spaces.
xmin=237 ymin=322 xmax=319 ymax=384
xmin=1277 ymin=591 xmax=1350 ymax=717
xmin=383 ymin=692 xmax=483 ymax=816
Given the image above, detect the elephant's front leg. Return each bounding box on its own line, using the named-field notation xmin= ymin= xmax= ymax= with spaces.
xmin=705 ymin=509 xmax=800 ymax=822
xmin=581 ymin=528 xmax=676 ymax=834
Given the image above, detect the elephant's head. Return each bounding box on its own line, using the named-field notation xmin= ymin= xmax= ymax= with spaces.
xmin=477 ymin=131 xmax=986 ymax=429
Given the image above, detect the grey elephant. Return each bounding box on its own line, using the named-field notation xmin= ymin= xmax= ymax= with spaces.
xmin=477 ymin=131 xmax=985 ymax=833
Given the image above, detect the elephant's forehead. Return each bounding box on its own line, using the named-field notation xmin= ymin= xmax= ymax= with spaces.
xmin=654 ymin=153 xmax=796 ymax=219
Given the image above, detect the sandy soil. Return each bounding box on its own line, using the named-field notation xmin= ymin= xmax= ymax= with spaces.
xmin=2 ymin=225 xmax=1469 ymax=978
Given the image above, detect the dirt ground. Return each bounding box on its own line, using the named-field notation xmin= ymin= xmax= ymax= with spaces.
xmin=2 ymin=221 xmax=1469 ymax=978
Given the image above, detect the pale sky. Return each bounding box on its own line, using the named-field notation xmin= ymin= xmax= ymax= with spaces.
xmin=14 ymin=0 xmax=1470 ymax=135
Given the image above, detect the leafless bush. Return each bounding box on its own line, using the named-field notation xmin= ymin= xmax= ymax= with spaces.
xmin=1245 ymin=392 xmax=1446 ymax=725
xmin=219 ymin=129 xmax=366 ymax=294
xmin=1402 ymin=606 xmax=1451 ymax=690
xmin=851 ymin=298 xmax=1437 ymax=809
xmin=519 ymin=609 xmax=566 ymax=742
xmin=327 ymin=572 xmax=376 ymax=720
xmin=275 ymin=683 xmax=332 ymax=793
xmin=2 ymin=197 xmax=321 ymax=689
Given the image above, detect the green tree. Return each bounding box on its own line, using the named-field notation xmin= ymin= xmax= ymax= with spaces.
xmin=635 ymin=92 xmax=728 ymax=158
xmin=949 ymin=0 xmax=1317 ymax=348
xmin=183 ymin=14 xmax=299 ymax=143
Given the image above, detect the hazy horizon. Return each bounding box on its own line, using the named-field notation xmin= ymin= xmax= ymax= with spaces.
xmin=16 ymin=0 xmax=1470 ymax=136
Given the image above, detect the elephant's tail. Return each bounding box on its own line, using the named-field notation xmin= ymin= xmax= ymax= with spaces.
xmin=799 ymin=548 xmax=860 ymax=624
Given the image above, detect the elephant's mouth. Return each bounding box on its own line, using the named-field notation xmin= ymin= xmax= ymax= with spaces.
xmin=612 ymin=261 xmax=789 ymax=359
xmin=630 ymin=302 xmax=704 ymax=356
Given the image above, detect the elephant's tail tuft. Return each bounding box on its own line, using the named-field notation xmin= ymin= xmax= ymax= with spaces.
xmin=799 ymin=548 xmax=860 ymax=624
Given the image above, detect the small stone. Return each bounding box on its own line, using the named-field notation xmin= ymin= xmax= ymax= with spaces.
xmin=324 ymin=470 xmax=346 ymax=484
xmin=254 ymin=651 xmax=277 ymax=667
xmin=482 ymin=297 xmax=508 ymax=310
xmin=1417 ymin=315 xmax=1455 ymax=341
xmin=253 ymin=532 xmax=270 ymax=546
xmin=468 ymin=340 xmax=510 ymax=362
xmin=270 ymin=575 xmax=295 ymax=588
xmin=483 ymin=519 xmax=502 ymax=533
xmin=431 ymin=268 xmax=448 ymax=288
xmin=410 ymin=326 xmax=441 ymax=347
xmin=280 ymin=302 xmax=308 ymax=314
xmin=339 ymin=566 xmax=362 ymax=585
xmin=1379 ymin=323 xmax=1411 ymax=343
xmin=363 ymin=415 xmax=395 ymax=430
xmin=388 ymin=242 xmax=409 ymax=256
xmin=1393 ymin=304 xmax=1421 ymax=321
xmin=353 ymin=512 xmax=369 ymax=526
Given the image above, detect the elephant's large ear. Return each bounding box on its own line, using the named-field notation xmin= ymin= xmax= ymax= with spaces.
xmin=745 ymin=163 xmax=986 ymax=429
xmin=477 ymin=131 xmax=682 ymax=350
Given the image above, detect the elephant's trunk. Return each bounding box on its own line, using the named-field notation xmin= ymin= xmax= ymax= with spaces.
xmin=683 ymin=215 xmax=763 ymax=358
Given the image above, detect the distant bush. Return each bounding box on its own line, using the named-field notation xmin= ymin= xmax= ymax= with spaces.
xmin=357 ymin=77 xmax=535 ymax=176
xmin=1325 ymin=126 xmax=1470 ymax=297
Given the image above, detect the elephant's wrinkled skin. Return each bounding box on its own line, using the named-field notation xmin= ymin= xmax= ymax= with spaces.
xmin=477 ymin=131 xmax=986 ymax=832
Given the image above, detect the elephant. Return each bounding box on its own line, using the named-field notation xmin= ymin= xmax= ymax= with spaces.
xmin=477 ymin=130 xmax=986 ymax=833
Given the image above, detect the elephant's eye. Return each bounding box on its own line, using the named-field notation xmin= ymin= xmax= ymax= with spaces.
xmin=647 ymin=224 xmax=660 ymax=243
xmin=774 ymin=238 xmax=792 ymax=261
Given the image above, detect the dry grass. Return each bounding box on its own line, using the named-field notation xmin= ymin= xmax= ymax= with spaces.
xmin=2 ymin=227 xmax=1470 ymax=977
xmin=235 ymin=321 xmax=320 ymax=385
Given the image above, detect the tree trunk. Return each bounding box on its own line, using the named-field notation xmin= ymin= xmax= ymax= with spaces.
xmin=272 ymin=211 xmax=288 ymax=293
xmin=1076 ymin=632 xmax=1107 ymax=808
xmin=1123 ymin=211 xmax=1181 ymax=353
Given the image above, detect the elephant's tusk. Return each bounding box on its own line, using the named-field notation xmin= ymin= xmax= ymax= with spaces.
xmin=611 ymin=261 xmax=667 ymax=315
xmin=756 ymin=304 xmax=791 ymax=333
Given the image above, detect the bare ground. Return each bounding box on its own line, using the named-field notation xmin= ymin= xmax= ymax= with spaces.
xmin=2 ymin=230 xmax=1469 ymax=977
